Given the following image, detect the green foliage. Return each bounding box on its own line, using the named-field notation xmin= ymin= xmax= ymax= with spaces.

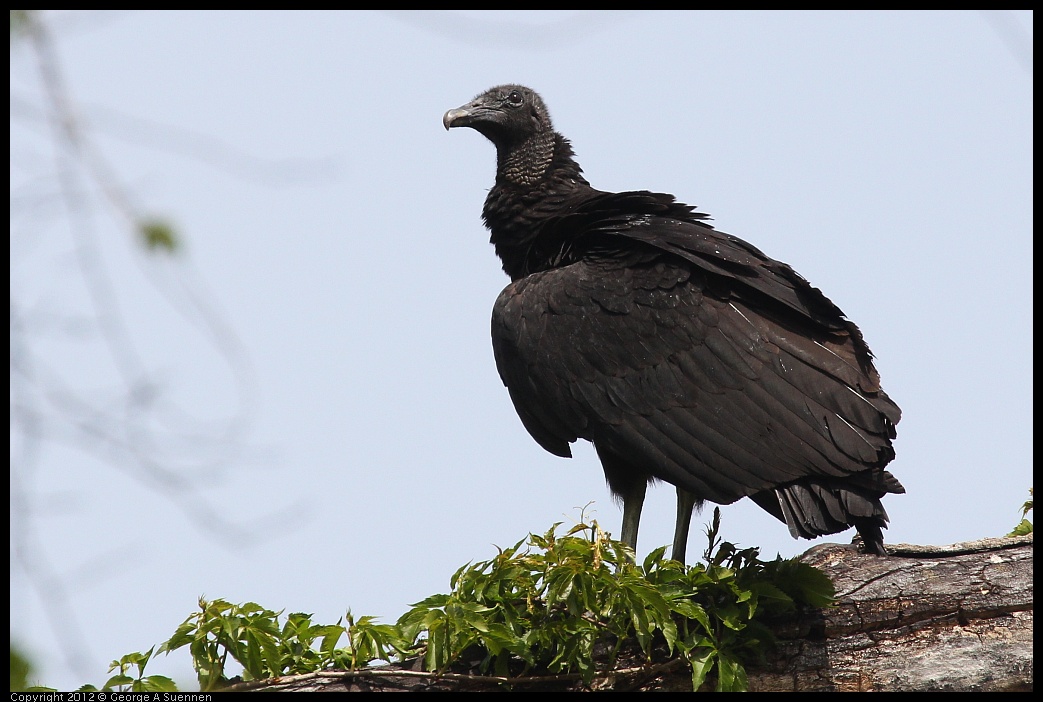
xmin=138 ymin=219 xmax=179 ymax=253
xmin=152 ymin=599 xmax=410 ymax=691
xmin=397 ymin=509 xmax=835 ymax=691
xmin=76 ymin=647 xmax=177 ymax=693
xmin=1008 ymin=488 xmax=1033 ymax=536
xmin=76 ymin=513 xmax=835 ymax=692
xmin=10 ymin=10 xmax=32 ymax=36
xmin=10 ymin=645 xmax=62 ymax=693
xmin=10 ymin=645 xmax=35 ymax=692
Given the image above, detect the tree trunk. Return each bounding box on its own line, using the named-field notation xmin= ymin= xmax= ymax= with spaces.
xmin=747 ymin=535 xmax=1032 ymax=692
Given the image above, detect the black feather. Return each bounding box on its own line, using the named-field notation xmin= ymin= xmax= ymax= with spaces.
xmin=447 ymin=85 xmax=903 ymax=561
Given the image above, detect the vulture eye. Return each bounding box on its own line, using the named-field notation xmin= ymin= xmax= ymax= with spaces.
xmin=506 ymin=90 xmax=523 ymax=105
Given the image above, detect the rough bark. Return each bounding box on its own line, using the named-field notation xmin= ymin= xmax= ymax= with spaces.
xmin=747 ymin=535 xmax=1033 ymax=692
xmin=236 ymin=535 xmax=1032 ymax=692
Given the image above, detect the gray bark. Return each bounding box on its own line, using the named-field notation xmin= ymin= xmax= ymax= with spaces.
xmin=748 ymin=535 xmax=1032 ymax=692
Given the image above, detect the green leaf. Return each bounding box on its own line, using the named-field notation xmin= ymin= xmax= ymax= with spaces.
xmin=138 ymin=219 xmax=179 ymax=253
xmin=259 ymin=628 xmax=285 ymax=674
xmin=687 ymin=648 xmax=715 ymax=691
xmin=748 ymin=580 xmax=794 ymax=607
xmin=139 ymin=675 xmax=178 ymax=693
xmin=102 ymin=674 xmax=134 ymax=690
xmin=1008 ymin=518 xmax=1032 ymax=536
xmin=642 ymin=544 xmax=669 ymax=572
xmin=319 ymin=624 xmax=348 ymax=656
xmin=158 ymin=621 xmax=192 ymax=654
xmin=715 ymin=651 xmax=748 ymax=692
xmin=775 ymin=560 xmax=837 ymax=608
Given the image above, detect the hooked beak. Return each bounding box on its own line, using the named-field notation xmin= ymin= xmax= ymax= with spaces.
xmin=443 ymin=107 xmax=470 ymax=130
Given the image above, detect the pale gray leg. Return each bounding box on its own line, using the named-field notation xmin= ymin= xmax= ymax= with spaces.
xmin=619 ymin=480 xmax=647 ymax=554
xmin=673 ymin=488 xmax=698 ymax=563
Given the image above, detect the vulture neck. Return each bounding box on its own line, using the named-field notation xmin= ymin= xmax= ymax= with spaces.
xmin=484 ymin=132 xmax=590 ymax=281
xmin=495 ymin=130 xmax=557 ymax=187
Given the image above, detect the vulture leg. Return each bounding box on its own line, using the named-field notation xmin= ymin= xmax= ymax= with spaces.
xmin=618 ymin=479 xmax=647 ymax=554
xmin=673 ymin=488 xmax=698 ymax=563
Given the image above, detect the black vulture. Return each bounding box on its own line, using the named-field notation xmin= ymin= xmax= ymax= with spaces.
xmin=444 ymin=85 xmax=903 ymax=561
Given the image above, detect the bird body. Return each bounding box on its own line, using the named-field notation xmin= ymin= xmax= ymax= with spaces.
xmin=445 ymin=85 xmax=903 ymax=560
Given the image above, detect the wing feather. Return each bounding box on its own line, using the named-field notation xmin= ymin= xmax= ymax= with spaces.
xmin=491 ymin=244 xmax=897 ymax=506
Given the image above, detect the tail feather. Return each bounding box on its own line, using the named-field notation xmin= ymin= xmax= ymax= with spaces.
xmin=751 ymin=471 xmax=904 ymax=555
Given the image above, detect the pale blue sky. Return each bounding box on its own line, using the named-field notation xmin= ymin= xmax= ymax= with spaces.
xmin=10 ymin=10 xmax=1032 ymax=690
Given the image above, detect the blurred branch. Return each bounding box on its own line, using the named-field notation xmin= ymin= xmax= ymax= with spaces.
xmin=10 ymin=90 xmax=341 ymax=186
xmin=9 ymin=10 xmax=316 ymax=679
